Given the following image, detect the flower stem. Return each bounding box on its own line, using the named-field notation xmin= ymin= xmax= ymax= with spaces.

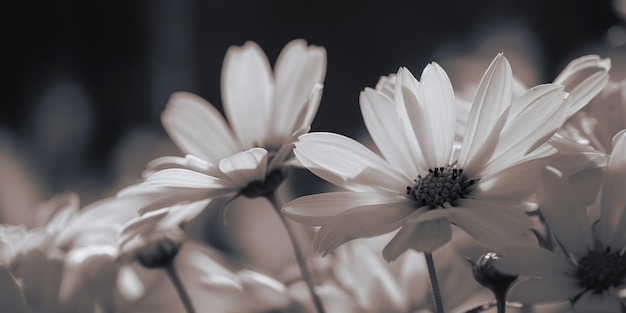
xmin=267 ymin=193 xmax=326 ymax=313
xmin=165 ymin=263 xmax=196 ymax=313
xmin=425 ymin=252 xmax=445 ymax=313
xmin=494 ymin=291 xmax=507 ymax=313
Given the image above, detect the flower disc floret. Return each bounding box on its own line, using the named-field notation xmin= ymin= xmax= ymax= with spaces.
xmin=575 ymin=248 xmax=626 ymax=293
xmin=406 ymin=167 xmax=475 ymax=208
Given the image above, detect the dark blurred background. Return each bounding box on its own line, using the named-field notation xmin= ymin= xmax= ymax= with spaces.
xmin=1 ymin=0 xmax=625 ymax=220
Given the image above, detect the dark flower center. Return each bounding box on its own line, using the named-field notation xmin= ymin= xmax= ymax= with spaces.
xmin=406 ymin=167 xmax=475 ymax=208
xmin=576 ymin=247 xmax=626 ymax=293
xmin=241 ymin=169 xmax=286 ymax=198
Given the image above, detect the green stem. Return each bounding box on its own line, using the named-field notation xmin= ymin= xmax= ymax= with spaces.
xmin=165 ymin=263 xmax=196 ymax=313
xmin=267 ymin=193 xmax=326 ymax=313
xmin=425 ymin=252 xmax=445 ymax=313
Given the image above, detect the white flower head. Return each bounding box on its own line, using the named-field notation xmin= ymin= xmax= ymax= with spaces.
xmin=121 ymin=39 xmax=327 ymax=220
xmin=285 ymin=53 xmax=574 ymax=261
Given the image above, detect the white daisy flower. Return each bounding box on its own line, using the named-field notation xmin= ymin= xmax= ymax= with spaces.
xmin=284 ymin=53 xmax=573 ymax=261
xmin=495 ymin=130 xmax=626 ymax=312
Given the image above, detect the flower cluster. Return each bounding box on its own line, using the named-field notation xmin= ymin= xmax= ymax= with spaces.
xmin=3 ymin=38 xmax=626 ymax=313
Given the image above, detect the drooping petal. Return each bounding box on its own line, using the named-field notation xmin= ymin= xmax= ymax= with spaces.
xmin=553 ymin=55 xmax=610 ymax=117
xmin=598 ymin=129 xmax=626 ymax=249
xmin=382 ymin=220 xmax=452 ymax=261
xmin=145 ymin=168 xmax=230 ymax=189
xmin=313 ymin=201 xmax=415 ymax=255
xmin=537 ymin=167 xmax=594 ymax=258
xmin=484 ymin=84 xmax=568 ymax=175
xmin=507 ymin=276 xmax=582 ymax=303
xmin=493 ymin=246 xmax=574 ymax=277
xmin=221 ymin=41 xmax=274 ymax=149
xmin=458 ymin=53 xmax=512 ymax=168
xmin=294 ymin=132 xmax=409 ymax=193
xmin=162 ymin=92 xmax=241 ymax=163
xmin=360 ymin=87 xmax=423 ymax=175
xmin=270 ymin=40 xmax=326 ymax=144
xmin=283 ymin=191 xmax=407 ymax=226
xmin=218 ymin=147 xmax=268 ymax=188
xmin=431 ymin=199 xmax=536 ymax=251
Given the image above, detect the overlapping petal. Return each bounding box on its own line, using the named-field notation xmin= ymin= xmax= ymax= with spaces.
xmin=221 ymin=41 xmax=274 ymax=149
xmin=162 ymin=92 xmax=242 ymax=163
xmin=382 ymin=220 xmax=452 ymax=261
xmin=598 ymin=129 xmax=626 ymax=248
xmin=294 ymin=132 xmax=409 ymax=193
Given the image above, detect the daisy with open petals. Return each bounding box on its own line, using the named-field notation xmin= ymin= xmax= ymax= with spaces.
xmin=120 ymin=39 xmax=326 ymax=216
xmin=495 ymin=130 xmax=626 ymax=312
xmin=284 ymin=53 xmax=572 ymax=262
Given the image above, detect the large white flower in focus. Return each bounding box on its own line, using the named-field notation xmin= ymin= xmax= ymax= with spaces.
xmin=284 ymin=54 xmax=572 ymax=262
xmin=120 ymin=39 xmax=326 ymax=214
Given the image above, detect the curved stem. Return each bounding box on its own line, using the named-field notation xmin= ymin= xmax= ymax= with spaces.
xmin=425 ymin=252 xmax=445 ymax=313
xmin=267 ymin=193 xmax=326 ymax=313
xmin=165 ymin=263 xmax=196 ymax=313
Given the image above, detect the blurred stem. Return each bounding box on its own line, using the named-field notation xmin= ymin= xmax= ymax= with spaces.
xmin=425 ymin=252 xmax=445 ymax=313
xmin=267 ymin=193 xmax=326 ymax=313
xmin=494 ymin=290 xmax=507 ymax=313
xmin=165 ymin=263 xmax=196 ymax=313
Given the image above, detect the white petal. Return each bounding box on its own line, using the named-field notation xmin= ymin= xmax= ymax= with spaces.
xmin=375 ymin=74 xmax=396 ymax=99
xmin=494 ymin=246 xmax=574 ymax=277
xmin=599 ymin=129 xmax=626 ymax=248
xmin=382 ymin=220 xmax=452 ymax=261
xmin=507 ymin=276 xmax=582 ymax=303
xmin=553 ymin=55 xmax=611 ymax=117
xmin=313 ymin=200 xmax=415 ymax=255
xmin=459 ymin=53 xmax=512 ymax=167
xmin=475 ymin=156 xmax=552 ymax=201
xmin=399 ymin=65 xmax=455 ymax=168
xmin=218 ymin=148 xmax=268 ymax=187
xmin=537 ymin=167 xmax=594 ymax=258
xmin=295 ymin=83 xmax=324 ymax=133
xmin=270 ymin=39 xmax=326 ymax=144
xmin=221 ymin=41 xmax=274 ymax=148
xmin=485 ymin=84 xmax=568 ymax=175
xmin=360 ymin=87 xmax=423 ymax=174
xmin=145 ymin=168 xmax=230 ymax=189
xmin=438 ymin=199 xmax=536 ymax=251
xmin=283 ymin=191 xmax=407 ymax=226
xmin=294 ymin=132 xmax=409 ymax=193
xmin=162 ymin=92 xmax=241 ymax=163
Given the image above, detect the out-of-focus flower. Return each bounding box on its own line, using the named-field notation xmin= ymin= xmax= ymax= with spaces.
xmin=119 ymin=39 xmax=326 ymax=221
xmin=495 ymin=131 xmax=626 ymax=312
xmin=284 ymin=53 xmax=574 ymax=261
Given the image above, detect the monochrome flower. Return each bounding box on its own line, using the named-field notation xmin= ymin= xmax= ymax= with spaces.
xmin=495 ymin=130 xmax=626 ymax=312
xmin=284 ymin=53 xmax=573 ymax=261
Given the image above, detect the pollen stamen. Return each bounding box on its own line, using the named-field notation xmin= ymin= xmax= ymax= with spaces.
xmin=407 ymin=166 xmax=474 ymax=208
xmin=575 ymin=248 xmax=626 ymax=293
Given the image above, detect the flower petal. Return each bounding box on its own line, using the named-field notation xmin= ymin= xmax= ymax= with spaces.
xmin=382 ymin=220 xmax=452 ymax=261
xmin=221 ymin=41 xmax=274 ymax=149
xmin=294 ymin=132 xmax=409 ymax=193
xmin=553 ymin=55 xmax=610 ymax=117
xmin=493 ymin=246 xmax=573 ymax=277
xmin=484 ymin=84 xmax=568 ymax=175
xmin=270 ymin=40 xmax=327 ymax=145
xmin=162 ymin=92 xmax=241 ymax=163
xmin=399 ymin=65 xmax=456 ymax=168
xmin=537 ymin=167 xmax=594 ymax=258
xmin=218 ymin=147 xmax=268 ymax=188
xmin=145 ymin=168 xmax=230 ymax=189
xmin=283 ymin=191 xmax=407 ymax=226
xmin=313 ymin=200 xmax=415 ymax=255
xmin=599 ymin=129 xmax=626 ymax=249
xmin=458 ymin=53 xmax=512 ymax=168
xmin=572 ymin=291 xmax=621 ymax=313
xmin=507 ymin=275 xmax=582 ymax=303
xmin=436 ymin=199 xmax=536 ymax=251
xmin=360 ymin=87 xmax=423 ymax=175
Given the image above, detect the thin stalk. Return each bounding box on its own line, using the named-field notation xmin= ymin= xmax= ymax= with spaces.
xmin=165 ymin=263 xmax=196 ymax=313
xmin=494 ymin=291 xmax=507 ymax=313
xmin=425 ymin=252 xmax=445 ymax=313
xmin=267 ymin=193 xmax=326 ymax=313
